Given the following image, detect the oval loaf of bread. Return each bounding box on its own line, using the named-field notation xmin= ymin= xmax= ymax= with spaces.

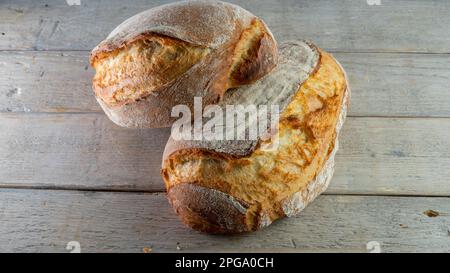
xmin=161 ymin=41 xmax=350 ymax=233
xmin=90 ymin=0 xmax=278 ymax=128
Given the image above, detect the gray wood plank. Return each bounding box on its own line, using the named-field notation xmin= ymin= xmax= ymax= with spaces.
xmin=336 ymin=53 xmax=450 ymax=117
xmin=0 ymin=113 xmax=170 ymax=191
xmin=334 ymin=117 xmax=450 ymax=196
xmin=0 ymin=51 xmax=96 ymax=113
xmin=1 ymin=0 xmax=450 ymax=53
xmin=2 ymin=51 xmax=450 ymax=117
xmin=0 ymin=189 xmax=449 ymax=252
xmin=1 ymin=113 xmax=450 ymax=196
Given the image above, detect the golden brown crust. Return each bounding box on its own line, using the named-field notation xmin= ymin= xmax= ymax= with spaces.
xmin=228 ymin=20 xmax=278 ymax=87
xmin=92 ymin=35 xmax=209 ymax=107
xmin=168 ymin=183 xmax=250 ymax=234
xmin=91 ymin=1 xmax=278 ymax=128
xmin=161 ymin=44 xmax=349 ymax=233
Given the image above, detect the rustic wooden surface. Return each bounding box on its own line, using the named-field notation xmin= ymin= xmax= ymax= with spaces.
xmin=1 ymin=0 xmax=449 ymax=253
xmin=1 ymin=189 xmax=449 ymax=253
xmin=2 ymin=51 xmax=450 ymax=117
xmin=2 ymin=0 xmax=450 ymax=53
xmin=2 ymin=115 xmax=450 ymax=196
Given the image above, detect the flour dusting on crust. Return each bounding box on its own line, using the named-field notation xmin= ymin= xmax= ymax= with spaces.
xmin=93 ymin=0 xmax=255 ymax=54
xmin=164 ymin=41 xmax=320 ymax=158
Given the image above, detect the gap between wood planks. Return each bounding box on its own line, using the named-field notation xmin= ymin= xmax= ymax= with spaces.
xmin=0 ymin=185 xmax=450 ymax=198
xmin=1 ymin=184 xmax=450 ymax=199
xmin=3 ymin=111 xmax=450 ymax=119
xmin=2 ymin=49 xmax=450 ymax=55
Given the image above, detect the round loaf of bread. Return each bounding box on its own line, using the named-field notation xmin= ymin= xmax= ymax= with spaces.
xmin=90 ymin=0 xmax=278 ymax=128
xmin=161 ymin=41 xmax=350 ymax=233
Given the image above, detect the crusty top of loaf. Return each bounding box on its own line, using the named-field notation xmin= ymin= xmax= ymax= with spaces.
xmin=91 ymin=0 xmax=257 ymax=61
xmin=90 ymin=1 xmax=278 ymax=128
xmin=163 ymin=41 xmax=320 ymax=159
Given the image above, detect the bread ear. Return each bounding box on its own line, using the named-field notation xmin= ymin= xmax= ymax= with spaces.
xmin=91 ymin=1 xmax=278 ymax=128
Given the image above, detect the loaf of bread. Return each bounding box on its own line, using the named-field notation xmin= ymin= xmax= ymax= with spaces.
xmin=90 ymin=0 xmax=278 ymax=128
xmin=161 ymin=40 xmax=350 ymax=233
xmin=91 ymin=0 xmax=349 ymax=234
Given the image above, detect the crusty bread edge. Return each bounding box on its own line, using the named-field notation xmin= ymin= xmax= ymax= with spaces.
xmin=263 ymin=57 xmax=350 ymax=229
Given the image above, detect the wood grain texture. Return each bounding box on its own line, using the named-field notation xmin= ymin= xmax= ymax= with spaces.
xmin=334 ymin=117 xmax=450 ymax=196
xmin=0 ymin=113 xmax=170 ymax=191
xmin=1 ymin=0 xmax=450 ymax=53
xmin=0 ymin=51 xmax=96 ymax=113
xmin=336 ymin=53 xmax=450 ymax=117
xmin=2 ymin=51 xmax=450 ymax=117
xmin=1 ymin=113 xmax=450 ymax=196
xmin=0 ymin=189 xmax=449 ymax=253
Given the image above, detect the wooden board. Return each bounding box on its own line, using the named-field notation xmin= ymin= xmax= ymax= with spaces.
xmin=1 ymin=0 xmax=450 ymax=53
xmin=1 ymin=0 xmax=449 ymax=253
xmin=336 ymin=53 xmax=450 ymax=117
xmin=0 ymin=113 xmax=170 ymax=191
xmin=0 ymin=51 xmax=96 ymax=112
xmin=1 ymin=113 xmax=450 ymax=196
xmin=0 ymin=189 xmax=449 ymax=253
xmin=2 ymin=51 xmax=450 ymax=117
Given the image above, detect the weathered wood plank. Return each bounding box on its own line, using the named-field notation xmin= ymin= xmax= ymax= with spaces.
xmin=2 ymin=51 xmax=450 ymax=117
xmin=0 ymin=51 xmax=96 ymax=113
xmin=1 ymin=0 xmax=450 ymax=53
xmin=0 ymin=113 xmax=170 ymax=191
xmin=334 ymin=117 xmax=450 ymax=196
xmin=336 ymin=53 xmax=450 ymax=117
xmin=0 ymin=189 xmax=449 ymax=253
xmin=0 ymin=114 xmax=449 ymax=196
